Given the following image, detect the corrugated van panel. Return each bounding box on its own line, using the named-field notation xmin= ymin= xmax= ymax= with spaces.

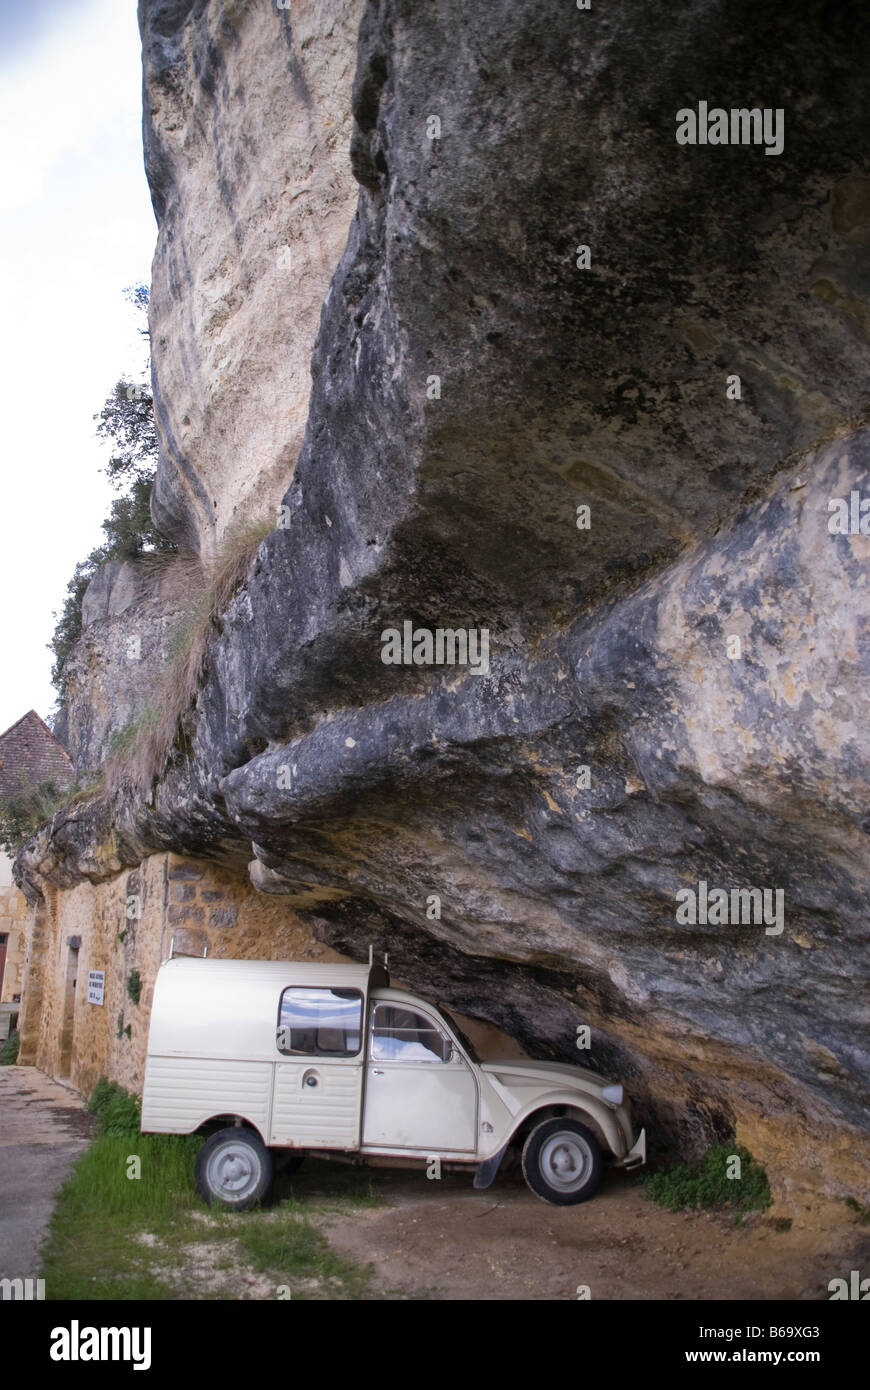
xmin=148 ymin=967 xmax=280 ymax=1060
xmin=271 ymin=1061 xmax=362 ymax=1148
xmin=141 ymin=1056 xmax=272 ymax=1134
xmin=146 ymin=958 xmax=382 ymax=1062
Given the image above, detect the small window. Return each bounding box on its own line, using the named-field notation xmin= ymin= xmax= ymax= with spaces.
xmin=371 ymin=1003 xmax=450 ymax=1063
xmin=277 ymin=987 xmax=363 ymax=1057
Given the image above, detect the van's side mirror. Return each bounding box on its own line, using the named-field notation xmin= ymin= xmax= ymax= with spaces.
xmin=441 ymin=1037 xmax=455 ymax=1063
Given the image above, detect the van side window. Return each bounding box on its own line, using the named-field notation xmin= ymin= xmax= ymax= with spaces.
xmin=277 ymin=987 xmax=363 ymax=1057
xmin=370 ymin=1003 xmax=449 ymax=1063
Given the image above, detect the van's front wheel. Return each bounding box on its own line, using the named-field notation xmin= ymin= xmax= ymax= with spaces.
xmin=521 ymin=1118 xmax=602 ymax=1205
xmin=195 ymin=1127 xmax=274 ymax=1210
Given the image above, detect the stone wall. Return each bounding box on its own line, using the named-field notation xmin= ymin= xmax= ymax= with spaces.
xmin=18 ymin=852 xmax=344 ymax=1097
xmin=0 ymin=883 xmax=27 ymax=1003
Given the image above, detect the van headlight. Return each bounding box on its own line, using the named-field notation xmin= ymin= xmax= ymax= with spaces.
xmin=601 ymin=1083 xmax=624 ymax=1107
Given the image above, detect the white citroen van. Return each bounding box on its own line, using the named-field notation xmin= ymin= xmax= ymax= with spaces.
xmin=141 ymin=956 xmax=646 ymax=1208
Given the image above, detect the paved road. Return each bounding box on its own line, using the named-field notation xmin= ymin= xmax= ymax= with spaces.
xmin=0 ymin=1066 xmax=93 ymax=1286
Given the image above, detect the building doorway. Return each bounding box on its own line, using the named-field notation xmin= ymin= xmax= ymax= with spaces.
xmin=0 ymin=934 xmax=6 ymax=998
xmin=58 ymin=942 xmax=79 ymax=1079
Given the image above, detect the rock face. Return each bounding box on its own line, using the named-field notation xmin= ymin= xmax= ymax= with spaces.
xmin=140 ymin=0 xmax=364 ymax=552
xmin=17 ymin=0 xmax=870 ymax=1203
xmin=60 ymin=559 xmax=188 ymax=777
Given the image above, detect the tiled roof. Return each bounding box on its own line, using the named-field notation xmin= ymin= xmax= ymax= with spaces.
xmin=0 ymin=711 xmax=73 ymax=803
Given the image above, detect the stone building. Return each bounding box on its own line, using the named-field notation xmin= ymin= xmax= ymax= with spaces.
xmin=16 ymin=851 xmax=350 ymax=1093
xmin=0 ymin=711 xmax=73 ymax=1035
xmin=0 ymin=850 xmax=27 ymax=1027
xmin=0 ymin=710 xmax=73 ymax=810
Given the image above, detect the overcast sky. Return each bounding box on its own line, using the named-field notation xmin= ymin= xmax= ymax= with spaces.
xmin=0 ymin=0 xmax=155 ymax=737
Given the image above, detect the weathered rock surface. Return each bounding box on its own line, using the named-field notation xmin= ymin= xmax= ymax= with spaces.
xmin=59 ymin=558 xmax=188 ymax=777
xmin=18 ymin=0 xmax=870 ymax=1202
xmin=140 ymin=0 xmax=364 ymax=552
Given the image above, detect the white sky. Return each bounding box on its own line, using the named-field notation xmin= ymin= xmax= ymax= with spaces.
xmin=0 ymin=0 xmax=156 ymax=737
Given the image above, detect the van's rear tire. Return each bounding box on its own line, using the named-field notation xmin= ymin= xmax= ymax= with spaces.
xmin=195 ymin=1127 xmax=273 ymax=1210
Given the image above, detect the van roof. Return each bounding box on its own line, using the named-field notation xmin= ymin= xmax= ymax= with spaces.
xmin=146 ymin=957 xmax=387 ymax=1062
xmin=157 ymin=957 xmax=381 ymax=988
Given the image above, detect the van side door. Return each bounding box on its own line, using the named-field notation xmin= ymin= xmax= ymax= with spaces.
xmin=270 ymin=986 xmax=365 ymax=1149
xmin=361 ymin=1001 xmax=477 ymax=1152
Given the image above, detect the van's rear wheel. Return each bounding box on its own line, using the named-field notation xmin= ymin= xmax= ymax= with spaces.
xmin=195 ymin=1127 xmax=273 ymax=1210
xmin=521 ymin=1118 xmax=602 ymax=1205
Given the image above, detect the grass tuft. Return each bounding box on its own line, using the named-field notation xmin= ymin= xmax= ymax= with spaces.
xmin=87 ymin=1076 xmax=142 ymax=1135
xmin=0 ymin=775 xmax=92 ymax=857
xmin=643 ymin=1142 xmax=771 ymax=1213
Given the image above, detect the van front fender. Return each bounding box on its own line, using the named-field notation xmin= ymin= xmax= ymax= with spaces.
xmin=507 ymin=1091 xmax=626 ymax=1159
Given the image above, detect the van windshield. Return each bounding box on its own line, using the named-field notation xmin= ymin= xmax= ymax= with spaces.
xmin=436 ymin=1005 xmax=480 ymax=1063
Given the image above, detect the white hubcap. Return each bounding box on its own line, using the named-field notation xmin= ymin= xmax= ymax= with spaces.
xmin=207 ymin=1140 xmax=261 ymax=1201
xmin=540 ymin=1132 xmax=592 ymax=1192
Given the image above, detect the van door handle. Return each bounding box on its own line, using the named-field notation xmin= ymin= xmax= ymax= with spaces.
xmin=371 ymin=1068 xmax=384 ymax=1075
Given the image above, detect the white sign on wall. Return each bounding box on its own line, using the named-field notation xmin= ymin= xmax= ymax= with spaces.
xmin=87 ymin=971 xmax=105 ymax=1006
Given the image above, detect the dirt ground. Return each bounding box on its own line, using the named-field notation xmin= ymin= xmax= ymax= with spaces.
xmin=5 ymin=1066 xmax=865 ymax=1301
xmin=308 ymin=1164 xmax=870 ymax=1301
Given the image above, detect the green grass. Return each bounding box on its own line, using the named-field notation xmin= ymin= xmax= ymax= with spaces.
xmin=233 ymin=1199 xmax=373 ymax=1299
xmin=40 ymin=1133 xmax=202 ymax=1300
xmin=644 ymin=1142 xmax=771 ymax=1213
xmin=51 ymin=1133 xmax=201 ymax=1219
xmin=0 ymin=1030 xmax=20 ymax=1065
xmin=40 ymin=1079 xmax=380 ymax=1300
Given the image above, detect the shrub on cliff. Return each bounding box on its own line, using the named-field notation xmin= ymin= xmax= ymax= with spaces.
xmin=49 ymin=476 xmax=177 ymax=699
xmin=644 ymin=1142 xmax=771 ymax=1212
xmin=0 ymin=1031 xmax=20 ymax=1065
xmin=49 ymin=285 xmax=176 ymax=700
xmin=0 ymin=776 xmax=76 ymax=856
